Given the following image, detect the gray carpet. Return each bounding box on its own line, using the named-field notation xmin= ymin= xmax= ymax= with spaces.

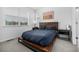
xmin=0 ymin=38 xmax=77 ymax=52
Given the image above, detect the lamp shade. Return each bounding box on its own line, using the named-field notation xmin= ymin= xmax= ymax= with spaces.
xmin=33 ymin=20 xmax=37 ymax=27
xmin=66 ymin=25 xmax=71 ymax=30
xmin=33 ymin=20 xmax=37 ymax=24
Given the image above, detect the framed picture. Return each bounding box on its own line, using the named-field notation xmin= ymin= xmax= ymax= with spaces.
xmin=43 ymin=11 xmax=54 ymax=20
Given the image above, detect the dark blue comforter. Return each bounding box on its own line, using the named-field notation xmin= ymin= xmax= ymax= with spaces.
xmin=22 ymin=29 xmax=58 ymax=46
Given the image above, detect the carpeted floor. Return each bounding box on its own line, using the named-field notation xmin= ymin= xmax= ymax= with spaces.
xmin=0 ymin=38 xmax=77 ymax=52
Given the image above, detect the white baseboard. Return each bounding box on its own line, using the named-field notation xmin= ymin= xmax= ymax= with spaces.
xmin=0 ymin=37 xmax=18 ymax=43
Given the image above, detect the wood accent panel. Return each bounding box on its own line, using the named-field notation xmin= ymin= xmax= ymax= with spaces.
xmin=40 ymin=22 xmax=58 ymax=30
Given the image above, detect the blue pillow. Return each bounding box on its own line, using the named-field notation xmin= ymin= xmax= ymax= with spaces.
xmin=45 ymin=27 xmax=53 ymax=30
xmin=45 ymin=27 xmax=57 ymax=30
xmin=46 ymin=27 xmax=52 ymax=30
xmin=40 ymin=26 xmax=46 ymax=29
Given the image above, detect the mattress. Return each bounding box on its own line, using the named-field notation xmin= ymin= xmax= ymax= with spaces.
xmin=22 ymin=29 xmax=58 ymax=46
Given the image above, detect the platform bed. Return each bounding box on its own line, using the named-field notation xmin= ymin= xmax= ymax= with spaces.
xmin=18 ymin=37 xmax=58 ymax=52
xmin=18 ymin=22 xmax=58 ymax=52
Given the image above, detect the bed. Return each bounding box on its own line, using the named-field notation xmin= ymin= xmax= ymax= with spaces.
xmin=18 ymin=22 xmax=58 ymax=52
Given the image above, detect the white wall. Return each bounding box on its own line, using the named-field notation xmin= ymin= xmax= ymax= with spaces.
xmin=0 ymin=7 xmax=35 ymax=42
xmin=77 ymin=9 xmax=79 ymax=47
xmin=74 ymin=7 xmax=79 ymax=47
xmin=36 ymin=7 xmax=72 ymax=29
xmin=72 ymin=7 xmax=79 ymax=46
xmin=71 ymin=8 xmax=77 ymax=45
xmin=0 ymin=8 xmax=4 ymax=26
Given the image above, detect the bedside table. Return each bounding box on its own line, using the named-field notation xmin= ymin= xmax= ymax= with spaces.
xmin=58 ymin=29 xmax=72 ymax=41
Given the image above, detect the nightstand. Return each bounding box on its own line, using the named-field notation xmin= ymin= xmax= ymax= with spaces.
xmin=58 ymin=29 xmax=72 ymax=41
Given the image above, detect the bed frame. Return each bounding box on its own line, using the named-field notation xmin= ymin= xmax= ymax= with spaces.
xmin=18 ymin=22 xmax=58 ymax=52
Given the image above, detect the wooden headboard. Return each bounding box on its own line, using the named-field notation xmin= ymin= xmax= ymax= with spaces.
xmin=39 ymin=22 xmax=58 ymax=30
